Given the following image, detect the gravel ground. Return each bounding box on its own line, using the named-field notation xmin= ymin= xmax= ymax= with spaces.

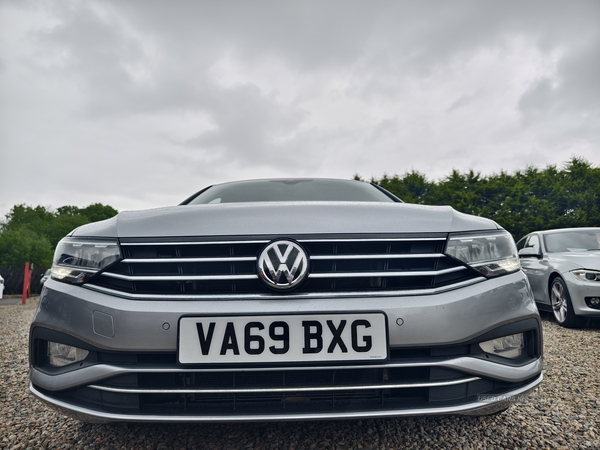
xmin=1 ymin=298 xmax=599 ymax=450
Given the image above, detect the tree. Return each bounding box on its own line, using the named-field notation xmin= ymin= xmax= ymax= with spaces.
xmin=0 ymin=227 xmax=53 ymax=268
xmin=0 ymin=203 xmax=118 ymax=269
xmin=376 ymin=171 xmax=432 ymax=204
xmin=364 ymin=156 xmax=600 ymax=240
xmin=79 ymin=203 xmax=119 ymax=223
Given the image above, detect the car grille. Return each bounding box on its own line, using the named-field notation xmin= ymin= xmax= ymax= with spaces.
xmin=87 ymin=234 xmax=482 ymax=299
xmin=36 ymin=347 xmax=536 ymax=418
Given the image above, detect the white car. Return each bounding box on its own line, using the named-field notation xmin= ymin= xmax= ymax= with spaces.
xmin=517 ymin=227 xmax=600 ymax=327
xmin=0 ymin=274 xmax=4 ymax=299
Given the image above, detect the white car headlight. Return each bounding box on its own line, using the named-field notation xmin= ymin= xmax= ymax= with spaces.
xmin=51 ymin=237 xmax=122 ymax=285
xmin=445 ymin=231 xmax=520 ymax=278
xmin=572 ymin=269 xmax=600 ymax=282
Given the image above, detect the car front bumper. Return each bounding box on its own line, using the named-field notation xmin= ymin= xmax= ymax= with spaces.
xmin=562 ymin=272 xmax=600 ymax=317
xmin=30 ymin=272 xmax=543 ymax=422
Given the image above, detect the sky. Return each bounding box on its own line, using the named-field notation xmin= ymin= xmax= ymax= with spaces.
xmin=1 ymin=0 xmax=599 ymax=217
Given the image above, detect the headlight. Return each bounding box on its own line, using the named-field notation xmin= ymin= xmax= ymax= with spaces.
xmin=445 ymin=231 xmax=520 ymax=278
xmin=51 ymin=237 xmax=122 ymax=284
xmin=47 ymin=342 xmax=89 ymax=367
xmin=572 ymin=269 xmax=600 ymax=282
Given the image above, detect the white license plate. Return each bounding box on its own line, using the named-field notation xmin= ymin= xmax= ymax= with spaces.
xmin=178 ymin=313 xmax=388 ymax=364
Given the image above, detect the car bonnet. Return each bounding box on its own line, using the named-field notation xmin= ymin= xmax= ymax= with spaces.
xmin=69 ymin=202 xmax=500 ymax=238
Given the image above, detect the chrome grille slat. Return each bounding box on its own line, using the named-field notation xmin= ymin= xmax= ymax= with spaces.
xmin=122 ymin=257 xmax=256 ymax=263
xmin=101 ymin=267 xmax=464 ymax=282
xmin=120 ymin=240 xmax=270 ymax=246
xmin=84 ymin=277 xmax=485 ymax=299
xmin=298 ymin=238 xmax=447 ymax=242
xmin=310 ymin=253 xmax=445 ymax=260
xmin=123 ymin=254 xmax=445 ymax=263
xmin=309 ymin=267 xmax=465 ymax=279
xmin=88 ymin=376 xmax=481 ymax=394
xmin=102 ymin=273 xmax=258 ymax=281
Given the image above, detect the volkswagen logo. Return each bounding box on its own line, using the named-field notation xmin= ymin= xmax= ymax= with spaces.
xmin=258 ymin=240 xmax=309 ymax=290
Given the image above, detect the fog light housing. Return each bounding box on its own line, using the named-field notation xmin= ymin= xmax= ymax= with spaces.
xmin=47 ymin=342 xmax=89 ymax=367
xmin=479 ymin=333 xmax=524 ymax=359
xmin=586 ymin=297 xmax=600 ymax=309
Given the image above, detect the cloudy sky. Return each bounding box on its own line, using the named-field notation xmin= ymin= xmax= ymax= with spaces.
xmin=1 ymin=0 xmax=599 ymax=216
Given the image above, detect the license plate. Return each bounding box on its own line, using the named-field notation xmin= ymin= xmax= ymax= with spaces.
xmin=178 ymin=313 xmax=388 ymax=364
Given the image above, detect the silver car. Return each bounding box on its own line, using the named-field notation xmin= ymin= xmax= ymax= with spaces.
xmin=517 ymin=227 xmax=600 ymax=328
xmin=29 ymin=179 xmax=542 ymax=422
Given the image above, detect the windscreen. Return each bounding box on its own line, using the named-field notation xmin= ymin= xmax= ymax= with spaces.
xmin=543 ymin=229 xmax=600 ymax=253
xmin=185 ymin=179 xmax=398 ymax=204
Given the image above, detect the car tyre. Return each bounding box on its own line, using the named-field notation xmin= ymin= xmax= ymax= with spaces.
xmin=550 ymin=277 xmax=581 ymax=328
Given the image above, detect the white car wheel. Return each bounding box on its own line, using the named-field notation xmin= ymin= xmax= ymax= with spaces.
xmin=550 ymin=277 xmax=581 ymax=328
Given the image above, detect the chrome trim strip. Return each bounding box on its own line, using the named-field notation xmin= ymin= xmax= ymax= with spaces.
xmin=84 ymin=277 xmax=485 ymax=299
xmin=119 ymin=238 xmax=446 ymax=246
xmin=88 ymin=377 xmax=481 ymax=394
xmin=119 ymin=241 xmax=269 ymax=246
xmin=102 ymin=273 xmax=258 ymax=281
xmin=120 ymin=255 xmax=444 ymax=263
xmin=122 ymin=255 xmax=445 ymax=263
xmin=121 ymin=257 xmax=256 ymax=263
xmin=101 ymin=265 xmax=465 ymax=282
xmin=310 ymin=254 xmax=445 ymax=260
xmin=29 ymin=374 xmax=543 ymax=423
xmin=298 ymin=238 xmax=447 ymax=242
xmin=309 ymin=266 xmax=466 ymax=278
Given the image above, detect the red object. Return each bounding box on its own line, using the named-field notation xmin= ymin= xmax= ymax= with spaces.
xmin=22 ymin=262 xmax=32 ymax=305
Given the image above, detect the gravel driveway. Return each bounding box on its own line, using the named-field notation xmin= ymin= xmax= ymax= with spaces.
xmin=1 ymin=298 xmax=598 ymax=450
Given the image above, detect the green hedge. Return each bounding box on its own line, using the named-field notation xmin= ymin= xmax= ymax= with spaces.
xmin=360 ymin=157 xmax=600 ymax=239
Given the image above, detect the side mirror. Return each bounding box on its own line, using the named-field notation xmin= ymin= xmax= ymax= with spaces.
xmin=518 ymin=247 xmax=541 ymax=258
